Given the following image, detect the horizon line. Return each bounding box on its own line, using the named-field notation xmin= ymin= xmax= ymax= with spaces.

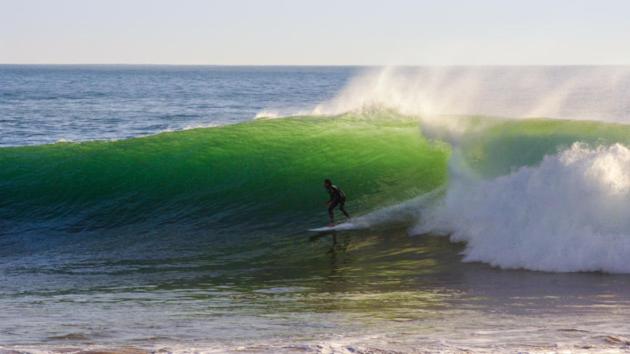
xmin=2 ymin=63 xmax=630 ymax=67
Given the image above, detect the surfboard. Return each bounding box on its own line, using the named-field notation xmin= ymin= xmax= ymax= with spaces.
xmin=308 ymin=222 xmax=356 ymax=232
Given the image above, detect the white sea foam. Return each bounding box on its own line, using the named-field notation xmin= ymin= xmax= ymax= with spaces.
xmin=254 ymin=110 xmax=282 ymax=119
xmin=180 ymin=122 xmax=220 ymax=130
xmin=414 ymin=143 xmax=630 ymax=273
xmin=54 ymin=138 xmax=75 ymax=144
xmin=254 ymin=108 xmax=313 ymax=119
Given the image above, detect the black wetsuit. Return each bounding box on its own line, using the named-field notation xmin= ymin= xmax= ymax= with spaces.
xmin=327 ymin=185 xmax=350 ymax=221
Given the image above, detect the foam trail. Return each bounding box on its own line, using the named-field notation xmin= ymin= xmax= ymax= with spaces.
xmin=414 ymin=143 xmax=630 ymax=273
xmin=345 ymin=188 xmax=445 ymax=230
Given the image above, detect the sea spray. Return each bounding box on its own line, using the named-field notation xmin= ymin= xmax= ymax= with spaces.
xmin=312 ymin=66 xmax=630 ymax=123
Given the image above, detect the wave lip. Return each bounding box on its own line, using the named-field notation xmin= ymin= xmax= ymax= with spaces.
xmin=415 ymin=143 xmax=630 ymax=273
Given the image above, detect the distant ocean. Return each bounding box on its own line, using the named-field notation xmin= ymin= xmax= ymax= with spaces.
xmin=2 ymin=65 xmax=630 ymax=353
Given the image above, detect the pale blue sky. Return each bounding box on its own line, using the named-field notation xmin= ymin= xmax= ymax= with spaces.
xmin=1 ymin=0 xmax=630 ymax=65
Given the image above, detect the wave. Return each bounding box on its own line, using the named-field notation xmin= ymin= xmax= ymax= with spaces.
xmin=4 ymin=109 xmax=630 ymax=273
xmin=6 ymin=66 xmax=630 ymax=274
xmin=0 ymin=112 xmax=448 ymax=237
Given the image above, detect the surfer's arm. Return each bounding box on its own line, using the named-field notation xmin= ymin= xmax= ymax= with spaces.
xmin=325 ymin=188 xmax=334 ymax=204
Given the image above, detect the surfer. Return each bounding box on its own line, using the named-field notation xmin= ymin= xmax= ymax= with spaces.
xmin=324 ymin=179 xmax=350 ymax=226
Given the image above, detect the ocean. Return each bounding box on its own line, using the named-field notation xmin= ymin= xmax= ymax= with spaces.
xmin=2 ymin=65 xmax=630 ymax=353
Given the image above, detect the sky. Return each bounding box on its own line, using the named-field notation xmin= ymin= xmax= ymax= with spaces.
xmin=1 ymin=0 xmax=630 ymax=65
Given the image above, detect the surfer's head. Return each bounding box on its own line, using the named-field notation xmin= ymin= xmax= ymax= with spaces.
xmin=324 ymin=179 xmax=332 ymax=188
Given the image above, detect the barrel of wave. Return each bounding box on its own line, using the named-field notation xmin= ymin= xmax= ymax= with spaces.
xmin=0 ymin=112 xmax=450 ymax=235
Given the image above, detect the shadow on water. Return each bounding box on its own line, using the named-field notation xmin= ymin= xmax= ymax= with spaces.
xmin=310 ymin=231 xmax=351 ymax=278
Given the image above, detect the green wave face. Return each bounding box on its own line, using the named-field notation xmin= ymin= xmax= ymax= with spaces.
xmin=0 ymin=112 xmax=449 ymax=235
xmin=441 ymin=117 xmax=630 ymax=178
xmin=6 ymin=111 xmax=630 ymax=240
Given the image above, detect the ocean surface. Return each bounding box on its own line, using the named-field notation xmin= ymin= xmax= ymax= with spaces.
xmin=2 ymin=65 xmax=630 ymax=353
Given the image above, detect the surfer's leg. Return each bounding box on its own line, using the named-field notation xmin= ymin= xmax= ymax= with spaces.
xmin=339 ymin=201 xmax=350 ymax=219
xmin=328 ymin=201 xmax=338 ymax=224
